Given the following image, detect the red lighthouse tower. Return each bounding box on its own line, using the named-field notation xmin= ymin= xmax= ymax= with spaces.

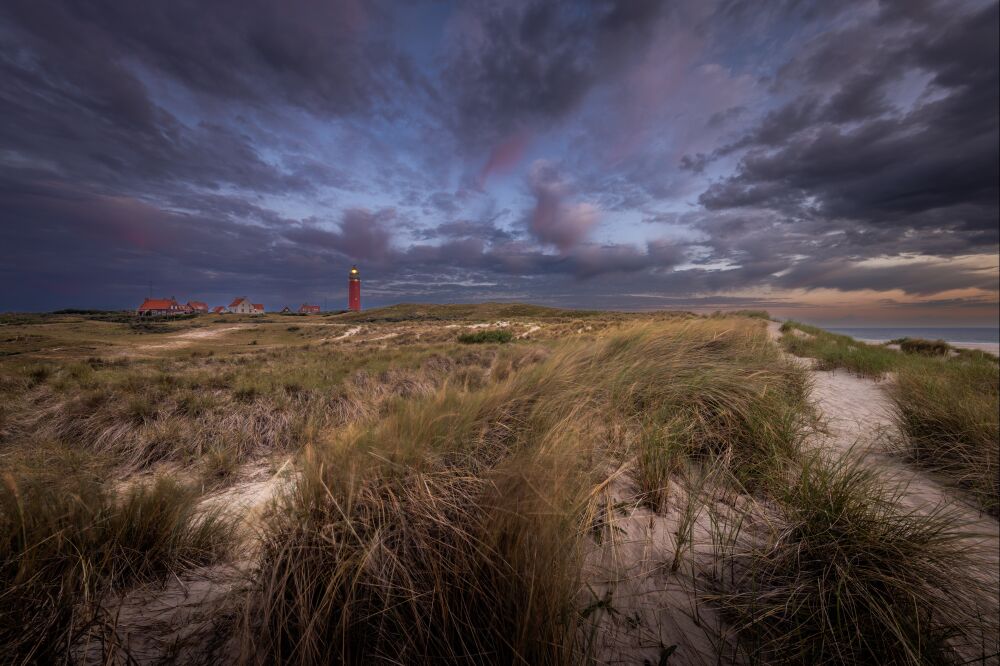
xmin=348 ymin=265 xmax=361 ymax=311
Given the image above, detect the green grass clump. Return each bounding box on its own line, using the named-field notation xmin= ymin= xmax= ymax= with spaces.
xmin=890 ymin=359 xmax=999 ymax=515
xmin=780 ymin=321 xmax=898 ymax=378
xmin=889 ymin=337 xmax=952 ymax=356
xmin=458 ymin=329 xmax=515 ymax=344
xmin=719 ymin=457 xmax=988 ymax=665
xmin=0 ymin=466 xmax=233 ymax=662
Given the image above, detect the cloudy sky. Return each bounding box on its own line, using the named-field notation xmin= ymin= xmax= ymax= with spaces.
xmin=1 ymin=0 xmax=997 ymax=324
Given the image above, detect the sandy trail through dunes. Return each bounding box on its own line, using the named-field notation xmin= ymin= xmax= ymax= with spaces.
xmin=588 ymin=324 xmax=999 ymax=664
xmin=135 ymin=325 xmax=249 ymax=351
xmin=766 ymin=322 xmax=999 ymax=636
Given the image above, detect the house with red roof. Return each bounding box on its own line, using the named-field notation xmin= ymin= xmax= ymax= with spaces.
xmin=227 ymin=297 xmax=254 ymax=314
xmin=137 ymin=297 xmax=193 ymax=316
xmin=298 ymin=304 xmax=320 ymax=314
xmin=187 ymin=301 xmax=208 ymax=313
xmin=212 ymin=306 xmax=226 ymax=314
xmin=253 ymin=303 xmax=264 ymax=314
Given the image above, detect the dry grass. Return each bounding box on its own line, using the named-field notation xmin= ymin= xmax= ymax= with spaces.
xmin=240 ymin=319 xmax=815 ymax=663
xmin=714 ymin=456 xmax=995 ymax=665
xmin=890 ymin=359 xmax=999 ymax=516
xmin=0 ymin=307 xmax=996 ymax=664
xmin=0 ymin=454 xmax=234 ymax=664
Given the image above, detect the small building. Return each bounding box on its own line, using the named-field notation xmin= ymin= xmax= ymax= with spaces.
xmin=187 ymin=301 xmax=209 ymax=313
xmin=279 ymin=306 xmax=292 ymax=314
xmin=299 ymin=304 xmax=321 ymax=314
xmin=212 ymin=306 xmax=226 ymax=314
xmin=137 ymin=297 xmax=192 ymax=317
xmin=228 ymin=297 xmax=256 ymax=314
xmin=253 ymin=303 xmax=265 ymax=315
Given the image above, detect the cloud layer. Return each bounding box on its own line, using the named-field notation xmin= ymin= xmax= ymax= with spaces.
xmin=0 ymin=0 xmax=996 ymax=324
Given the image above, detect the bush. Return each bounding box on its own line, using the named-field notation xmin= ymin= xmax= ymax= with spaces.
xmin=457 ymin=329 xmax=514 ymax=344
xmin=894 ymin=337 xmax=951 ymax=356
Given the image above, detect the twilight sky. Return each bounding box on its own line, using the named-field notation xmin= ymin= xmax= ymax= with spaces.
xmin=1 ymin=0 xmax=997 ymax=325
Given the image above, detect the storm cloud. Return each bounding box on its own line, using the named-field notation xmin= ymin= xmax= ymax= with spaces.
xmin=0 ymin=0 xmax=996 ymax=324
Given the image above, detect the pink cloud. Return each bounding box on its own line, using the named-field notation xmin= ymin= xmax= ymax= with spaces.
xmin=478 ymin=130 xmax=532 ymax=187
xmin=525 ymin=162 xmax=599 ymax=252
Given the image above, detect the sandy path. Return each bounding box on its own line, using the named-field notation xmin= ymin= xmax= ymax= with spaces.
xmin=323 ymin=325 xmax=361 ymax=342
xmin=135 ymin=325 xmax=249 ymax=351
xmin=766 ymin=322 xmax=999 ymax=648
xmin=766 ymin=322 xmax=998 ymax=515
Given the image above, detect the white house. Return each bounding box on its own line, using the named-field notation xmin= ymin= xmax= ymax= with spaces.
xmin=228 ymin=297 xmax=263 ymax=314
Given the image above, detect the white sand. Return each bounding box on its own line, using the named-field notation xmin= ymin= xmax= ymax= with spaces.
xmin=135 ymin=325 xmax=249 ymax=351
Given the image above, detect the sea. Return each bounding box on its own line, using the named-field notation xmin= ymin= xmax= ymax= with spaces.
xmin=825 ymin=327 xmax=1000 ymax=354
xmin=826 ymin=327 xmax=998 ymax=343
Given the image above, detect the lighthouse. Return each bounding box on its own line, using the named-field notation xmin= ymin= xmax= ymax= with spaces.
xmin=348 ymin=265 xmax=361 ymax=311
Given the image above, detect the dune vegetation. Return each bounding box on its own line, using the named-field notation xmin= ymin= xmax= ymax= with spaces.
xmin=0 ymin=307 xmax=996 ymax=664
xmin=779 ymin=321 xmax=999 ymax=516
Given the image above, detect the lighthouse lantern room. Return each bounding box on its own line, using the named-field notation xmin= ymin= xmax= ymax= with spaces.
xmin=348 ymin=265 xmax=361 ymax=311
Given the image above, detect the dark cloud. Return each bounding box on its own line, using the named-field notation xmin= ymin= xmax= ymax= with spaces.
xmin=443 ymin=0 xmax=667 ymax=149
xmin=700 ymin=0 xmax=998 ymax=242
xmin=0 ymin=0 xmax=996 ymax=322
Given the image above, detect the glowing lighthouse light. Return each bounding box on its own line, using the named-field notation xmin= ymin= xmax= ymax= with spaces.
xmin=348 ymin=265 xmax=361 ymax=311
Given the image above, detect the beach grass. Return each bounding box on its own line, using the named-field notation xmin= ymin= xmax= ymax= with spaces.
xmin=240 ymin=319 xmax=812 ymax=663
xmin=0 ymin=454 xmax=234 ymax=663
xmin=716 ymin=456 xmax=988 ymax=665
xmin=0 ymin=307 xmax=996 ymax=662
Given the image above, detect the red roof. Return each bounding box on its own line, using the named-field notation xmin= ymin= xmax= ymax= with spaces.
xmin=138 ymin=297 xmax=178 ymax=311
xmin=212 ymin=306 xmax=225 ymax=313
xmin=299 ymin=304 xmax=320 ymax=313
xmin=252 ymin=303 xmax=264 ymax=311
xmin=229 ymin=297 xmax=246 ymax=307
xmin=188 ymin=301 xmax=208 ymax=309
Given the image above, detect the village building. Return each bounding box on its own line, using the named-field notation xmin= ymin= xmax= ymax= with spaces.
xmin=279 ymin=306 xmax=292 ymax=313
xmin=212 ymin=306 xmax=226 ymax=314
xmin=187 ymin=301 xmax=208 ymax=313
xmin=227 ymin=297 xmax=260 ymax=314
xmin=137 ymin=297 xmax=193 ymax=316
xmin=253 ymin=303 xmax=265 ymax=314
xmin=299 ymin=304 xmax=321 ymax=314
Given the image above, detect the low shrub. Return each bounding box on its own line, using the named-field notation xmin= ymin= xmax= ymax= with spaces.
xmin=458 ymin=329 xmax=514 ymax=344
xmin=890 ymin=337 xmax=952 ymax=356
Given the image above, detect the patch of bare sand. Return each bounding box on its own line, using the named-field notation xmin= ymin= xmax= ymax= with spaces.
xmin=322 ymin=325 xmax=361 ymax=342
xmin=134 ymin=325 xmax=249 ymax=352
xmin=585 ymin=467 xmax=741 ymax=665
xmin=76 ymin=461 xmax=294 ymax=664
xmin=76 ymin=562 xmax=245 ymax=664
